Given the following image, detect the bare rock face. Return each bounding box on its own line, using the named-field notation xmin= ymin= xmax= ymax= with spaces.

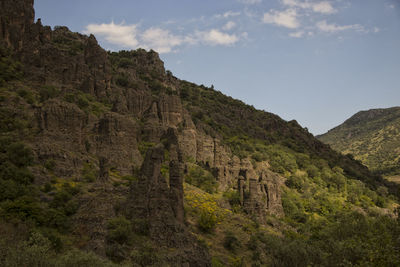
xmin=37 ymin=99 xmax=88 ymax=139
xmin=128 ymin=142 xmax=211 ymax=266
xmin=141 ymin=94 xmax=187 ymax=142
xmin=0 ymin=0 xmax=35 ymax=50
xmin=238 ymin=170 xmax=285 ymax=222
xmin=34 ymin=100 xmax=91 ymax=178
xmin=95 ymin=112 xmax=142 ymax=174
xmin=82 ymin=34 xmax=112 ymax=100
xmin=98 ymin=156 xmax=110 ymax=181
xmin=261 ymin=170 xmax=285 ymax=216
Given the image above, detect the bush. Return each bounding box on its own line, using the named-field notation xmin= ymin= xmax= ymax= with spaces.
xmin=223 ymin=231 xmax=241 ymax=252
xmin=130 ymin=243 xmax=160 ymax=266
xmin=106 ymin=216 xmax=132 ymax=245
xmin=6 ymin=232 xmax=52 ymax=267
xmin=39 ymin=85 xmax=60 ymax=102
xmin=17 ymin=89 xmax=36 ymax=104
xmin=197 ymin=210 xmax=217 ymax=233
xmin=0 ymin=197 xmax=47 ymax=225
xmin=44 ymin=159 xmax=56 ymax=171
xmin=115 ymin=74 xmax=129 ymax=87
xmin=118 ymin=58 xmax=133 ymax=68
xmin=81 ymin=162 xmax=97 ymax=182
xmin=7 ymin=142 xmax=33 ymax=167
xmin=223 ymin=190 xmax=241 ymax=212
xmin=0 ymin=47 xmax=22 ymax=85
xmin=185 ymin=165 xmax=217 ymax=194
xmin=56 ymin=249 xmax=117 ymax=267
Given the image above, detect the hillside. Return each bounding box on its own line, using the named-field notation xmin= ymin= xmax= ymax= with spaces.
xmin=0 ymin=1 xmax=399 ymax=266
xmin=318 ymin=107 xmax=400 ymax=177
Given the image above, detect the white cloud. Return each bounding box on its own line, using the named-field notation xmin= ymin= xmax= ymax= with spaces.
xmin=263 ymin=9 xmax=300 ymax=29
xmin=196 ymin=29 xmax=239 ymax=46
xmin=84 ymin=22 xmax=139 ymax=48
xmin=215 ymin=11 xmax=241 ymax=19
xmin=84 ymin=21 xmax=243 ymax=53
xmin=316 ymin=20 xmax=363 ymax=33
xmin=289 ymin=31 xmax=305 ymax=37
xmin=282 ymin=0 xmax=337 ymax=14
xmin=261 ymin=1 xmax=377 ymax=38
xmin=222 ymin=21 xmax=236 ymax=30
xmin=312 ymin=2 xmax=336 ymax=14
xmin=238 ymin=0 xmax=262 ymax=4
xmin=141 ymin=28 xmax=185 ymax=53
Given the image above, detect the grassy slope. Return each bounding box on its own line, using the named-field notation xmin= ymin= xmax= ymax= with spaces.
xmin=318 ymin=107 xmax=400 ymax=176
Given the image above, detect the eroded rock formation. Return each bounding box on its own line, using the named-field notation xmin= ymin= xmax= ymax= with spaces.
xmin=238 ymin=170 xmax=285 ymax=222
xmin=128 ymin=141 xmax=210 ymax=266
xmin=0 ymin=1 xmax=284 ymax=263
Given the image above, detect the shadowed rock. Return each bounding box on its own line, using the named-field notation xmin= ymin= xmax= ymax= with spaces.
xmin=128 ymin=142 xmax=211 ymax=266
xmin=239 ymin=170 xmax=284 ymax=223
xmin=98 ymin=156 xmax=109 ymax=181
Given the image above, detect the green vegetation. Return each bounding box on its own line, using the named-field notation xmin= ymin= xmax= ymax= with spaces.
xmin=39 ymin=85 xmax=61 ymax=102
xmin=0 ymin=231 xmax=118 ymax=267
xmin=64 ymin=91 xmax=111 ymax=116
xmin=178 ymin=79 xmax=390 ymax=196
xmin=185 ymin=165 xmax=217 ymax=194
xmin=0 ymin=47 xmax=22 ymax=86
xmin=1 ymin=16 xmax=399 ymax=266
xmin=318 ymin=107 xmax=400 ymax=177
xmin=246 ymin=211 xmax=400 ymax=266
xmin=176 ymin=79 xmax=400 ymax=266
xmin=52 ymin=27 xmax=85 ymax=56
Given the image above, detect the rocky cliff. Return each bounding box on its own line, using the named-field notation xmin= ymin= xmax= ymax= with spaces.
xmin=0 ymin=0 xmax=285 ymax=264
xmin=1 ymin=1 xmax=399 ymax=266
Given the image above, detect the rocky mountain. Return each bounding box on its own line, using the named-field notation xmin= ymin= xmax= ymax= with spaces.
xmin=0 ymin=1 xmax=399 ymax=266
xmin=318 ymin=107 xmax=400 ymax=178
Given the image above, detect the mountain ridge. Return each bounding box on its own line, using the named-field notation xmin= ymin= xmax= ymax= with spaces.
xmin=0 ymin=1 xmax=399 ymax=266
xmin=318 ymin=106 xmax=400 ymax=177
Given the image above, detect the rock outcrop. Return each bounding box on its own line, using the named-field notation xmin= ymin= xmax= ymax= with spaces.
xmin=0 ymin=0 xmax=35 ymax=50
xmin=238 ymin=170 xmax=284 ymax=221
xmin=128 ymin=142 xmax=210 ymax=266
xmin=0 ymin=1 xmax=285 ymax=263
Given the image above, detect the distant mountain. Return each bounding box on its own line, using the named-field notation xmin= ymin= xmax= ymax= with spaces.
xmin=318 ymin=107 xmax=400 ymax=176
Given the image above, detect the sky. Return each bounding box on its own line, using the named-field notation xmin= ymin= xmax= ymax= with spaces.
xmin=34 ymin=0 xmax=400 ymax=135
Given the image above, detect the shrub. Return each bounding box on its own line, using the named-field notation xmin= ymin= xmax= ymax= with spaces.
xmin=0 ymin=47 xmax=22 ymax=84
xmin=0 ymin=197 xmax=47 ymax=225
xmin=223 ymin=231 xmax=241 ymax=252
xmin=44 ymin=159 xmax=56 ymax=171
xmin=223 ymin=190 xmax=241 ymax=212
xmin=106 ymin=216 xmax=132 ymax=245
xmin=39 ymin=85 xmax=60 ymax=102
xmin=115 ymin=74 xmax=129 ymax=87
xmin=56 ymin=249 xmax=117 ymax=267
xmin=17 ymin=88 xmax=36 ymax=104
xmin=185 ymin=165 xmax=217 ymax=194
xmin=130 ymin=243 xmax=160 ymax=266
xmin=118 ymin=58 xmax=133 ymax=68
xmin=81 ymin=162 xmax=97 ymax=182
xmin=7 ymin=142 xmax=33 ymax=167
xmin=197 ymin=209 xmax=217 ymax=233
xmin=131 ymin=218 xmax=149 ymax=236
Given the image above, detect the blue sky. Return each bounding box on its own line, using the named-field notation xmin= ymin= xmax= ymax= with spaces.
xmin=35 ymin=0 xmax=400 ymax=135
